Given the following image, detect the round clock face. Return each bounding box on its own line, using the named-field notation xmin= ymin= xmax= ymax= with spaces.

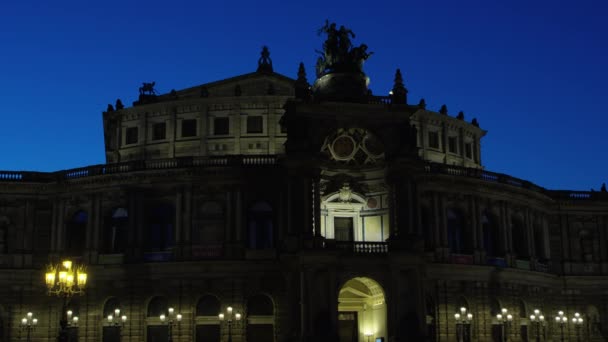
xmin=332 ymin=136 xmax=355 ymax=159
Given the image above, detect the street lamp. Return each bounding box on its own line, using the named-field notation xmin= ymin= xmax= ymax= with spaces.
xmin=45 ymin=259 xmax=87 ymax=342
xmin=496 ymin=308 xmax=513 ymax=342
xmin=571 ymin=312 xmax=584 ymax=342
xmin=454 ymin=307 xmax=473 ymax=342
xmin=219 ymin=306 xmax=242 ymax=342
xmin=554 ymin=311 xmax=568 ymax=342
xmin=105 ymin=308 xmax=128 ymax=341
xmin=529 ymin=309 xmax=545 ymax=342
xmin=159 ymin=307 xmax=182 ymax=342
xmin=20 ymin=312 xmax=38 ymax=342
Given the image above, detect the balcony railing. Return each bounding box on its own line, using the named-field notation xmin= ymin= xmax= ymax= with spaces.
xmin=424 ymin=162 xmax=608 ymax=201
xmin=2 ymin=157 xmax=606 ymax=202
xmin=334 ymin=241 xmax=388 ymax=254
xmin=0 ymin=155 xmax=280 ymax=183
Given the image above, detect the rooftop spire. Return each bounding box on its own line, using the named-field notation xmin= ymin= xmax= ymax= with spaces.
xmin=390 ymin=68 xmax=408 ymax=104
xmin=295 ymin=62 xmax=311 ymax=100
xmin=257 ymin=46 xmax=273 ymax=73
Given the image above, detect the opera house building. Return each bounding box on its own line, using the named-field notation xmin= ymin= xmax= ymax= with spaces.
xmin=0 ymin=25 xmax=606 ymax=342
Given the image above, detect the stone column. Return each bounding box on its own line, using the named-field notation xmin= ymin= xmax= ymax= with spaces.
xmin=174 ymin=187 xmax=183 ymax=259
xmin=432 ymin=192 xmax=441 ymax=249
xmin=182 ymin=186 xmax=192 ymax=259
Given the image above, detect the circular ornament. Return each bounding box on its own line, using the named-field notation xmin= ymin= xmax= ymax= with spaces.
xmin=331 ymin=135 xmax=356 ymax=159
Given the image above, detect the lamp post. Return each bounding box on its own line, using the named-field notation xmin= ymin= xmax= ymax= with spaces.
xmin=571 ymin=312 xmax=584 ymax=342
xmin=554 ymin=311 xmax=568 ymax=342
xmin=20 ymin=312 xmax=38 ymax=342
xmin=105 ymin=308 xmax=128 ymax=342
xmin=159 ymin=307 xmax=182 ymax=342
xmin=496 ymin=308 xmax=513 ymax=342
xmin=529 ymin=309 xmax=545 ymax=342
xmin=45 ymin=259 xmax=87 ymax=342
xmin=219 ymin=306 xmax=242 ymax=342
xmin=454 ymin=307 xmax=473 ymax=342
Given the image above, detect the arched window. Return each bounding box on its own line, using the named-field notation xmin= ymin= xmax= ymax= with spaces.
xmin=580 ymin=230 xmax=594 ymax=262
xmin=456 ymin=296 xmax=472 ymax=342
xmin=0 ymin=216 xmax=8 ymax=254
xmin=104 ymin=208 xmax=128 ymax=254
xmin=146 ymin=204 xmax=174 ymax=252
xmin=533 ymin=224 xmax=546 ymax=260
xmin=195 ymin=295 xmax=221 ymax=342
xmin=248 ymin=202 xmax=274 ymax=249
xmin=147 ymin=296 xmax=168 ymax=342
xmin=511 ymin=217 xmax=528 ymax=259
xmin=246 ymin=294 xmax=274 ymax=342
xmin=421 ymin=206 xmax=434 ymax=252
xmin=103 ymin=297 xmax=122 ymax=342
xmin=482 ymin=211 xmax=501 ymax=258
xmin=518 ymin=300 xmax=529 ymax=341
xmin=518 ymin=300 xmax=527 ymax=318
xmin=456 ymin=296 xmax=469 ymax=312
xmin=66 ymin=210 xmax=87 ymax=256
xmin=192 ymin=202 xmax=224 ymax=253
xmin=147 ymin=297 xmax=167 ymax=318
xmin=490 ymin=298 xmax=503 ymax=342
xmin=196 ymin=295 xmax=221 ymax=316
xmin=447 ymin=209 xmax=469 ymax=254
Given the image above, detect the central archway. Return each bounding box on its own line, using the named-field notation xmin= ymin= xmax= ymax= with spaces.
xmin=338 ymin=277 xmax=387 ymax=342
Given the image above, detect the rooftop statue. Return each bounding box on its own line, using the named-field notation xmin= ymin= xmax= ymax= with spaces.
xmin=139 ymin=82 xmax=157 ymax=96
xmin=257 ymin=46 xmax=274 ymax=73
xmin=315 ymin=21 xmax=373 ymax=77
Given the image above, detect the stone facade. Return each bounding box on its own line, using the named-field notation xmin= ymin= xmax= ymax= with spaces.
xmin=0 ymin=54 xmax=607 ymax=342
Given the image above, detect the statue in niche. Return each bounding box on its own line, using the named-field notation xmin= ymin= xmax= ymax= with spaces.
xmin=139 ymin=82 xmax=157 ymax=96
xmin=315 ymin=21 xmax=373 ymax=77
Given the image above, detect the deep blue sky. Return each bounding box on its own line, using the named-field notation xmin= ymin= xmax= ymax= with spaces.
xmin=0 ymin=0 xmax=606 ymax=190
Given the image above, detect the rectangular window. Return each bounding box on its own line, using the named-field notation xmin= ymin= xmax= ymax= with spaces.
xmin=246 ymin=116 xmax=263 ymax=134
xmin=428 ymin=131 xmax=439 ymax=149
xmin=152 ymin=122 xmax=166 ymax=141
xmin=125 ymin=127 xmax=138 ymax=145
xmin=182 ymin=119 xmax=197 ymax=137
xmin=334 ymin=217 xmax=354 ymax=242
xmin=465 ymin=143 xmax=472 ymax=159
xmin=213 ymin=117 xmax=229 ymax=135
xmin=448 ymin=136 xmax=457 ymax=154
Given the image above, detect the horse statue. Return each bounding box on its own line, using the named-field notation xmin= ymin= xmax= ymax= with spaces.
xmin=139 ymin=82 xmax=157 ymax=96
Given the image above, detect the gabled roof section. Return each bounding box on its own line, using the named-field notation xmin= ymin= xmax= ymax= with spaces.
xmin=165 ymin=71 xmax=297 ymax=100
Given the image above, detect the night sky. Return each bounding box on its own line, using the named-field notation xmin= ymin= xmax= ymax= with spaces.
xmin=0 ymin=0 xmax=606 ymax=190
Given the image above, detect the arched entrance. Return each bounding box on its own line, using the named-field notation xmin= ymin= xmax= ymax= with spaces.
xmin=338 ymin=277 xmax=387 ymax=342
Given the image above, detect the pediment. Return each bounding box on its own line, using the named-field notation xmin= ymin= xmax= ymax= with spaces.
xmin=175 ymin=72 xmax=296 ymax=99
